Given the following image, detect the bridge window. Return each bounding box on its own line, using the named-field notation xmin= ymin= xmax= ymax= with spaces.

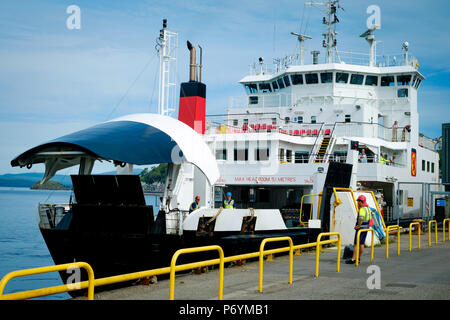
xmin=311 ymin=116 xmax=317 ymax=124
xmin=365 ymin=75 xmax=378 ymax=86
xmin=277 ymin=78 xmax=286 ymax=89
xmin=397 ymin=75 xmax=412 ymax=86
xmin=415 ymin=78 xmax=422 ymax=89
xmin=259 ymin=82 xmax=272 ymax=93
xmin=245 ymin=83 xmax=258 ymax=94
xmin=286 ymin=150 xmax=293 ymax=163
xmin=291 ymin=74 xmax=304 ymax=85
xmin=272 ymin=80 xmax=279 ymax=92
xmin=350 ymin=74 xmax=364 ymax=85
xmin=285 ymin=117 xmax=290 ymax=124
xmin=320 ymin=72 xmax=333 ymax=83
xmin=336 ymin=72 xmax=349 ymax=84
xmin=381 ymin=76 xmax=395 ymax=87
xmin=283 ymin=75 xmax=291 ymax=87
xmin=297 ymin=116 xmax=303 ymax=124
xmin=305 ymin=73 xmax=319 ymax=84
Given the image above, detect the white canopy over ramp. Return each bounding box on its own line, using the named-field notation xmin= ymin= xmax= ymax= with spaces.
xmin=11 ymin=113 xmax=220 ymax=185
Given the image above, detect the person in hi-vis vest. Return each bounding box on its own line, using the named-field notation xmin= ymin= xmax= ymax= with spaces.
xmin=224 ymin=192 xmax=236 ymax=209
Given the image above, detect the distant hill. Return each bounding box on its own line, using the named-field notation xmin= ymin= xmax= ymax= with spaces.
xmin=31 ymin=180 xmax=71 ymax=190
xmin=0 ymin=169 xmax=144 ymax=189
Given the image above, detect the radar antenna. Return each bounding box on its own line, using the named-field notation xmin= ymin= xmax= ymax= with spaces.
xmin=360 ymin=24 xmax=380 ymax=67
xmin=291 ymin=32 xmax=312 ymax=65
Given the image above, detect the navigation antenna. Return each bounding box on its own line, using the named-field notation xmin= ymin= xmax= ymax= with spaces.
xmin=290 ymin=32 xmax=312 ymax=65
xmin=305 ymin=0 xmax=342 ymax=63
xmin=156 ymin=19 xmax=178 ymax=116
xmin=360 ymin=24 xmax=380 ymax=67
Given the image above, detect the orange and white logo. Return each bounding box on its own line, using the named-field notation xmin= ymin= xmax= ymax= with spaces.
xmin=411 ymin=148 xmax=417 ymax=176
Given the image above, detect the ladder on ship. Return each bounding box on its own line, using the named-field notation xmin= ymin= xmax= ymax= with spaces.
xmin=310 ymin=123 xmax=337 ymax=163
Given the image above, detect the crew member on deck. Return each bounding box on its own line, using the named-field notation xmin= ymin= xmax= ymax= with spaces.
xmin=224 ymin=192 xmax=236 ymax=209
xmin=189 ymin=196 xmax=200 ymax=213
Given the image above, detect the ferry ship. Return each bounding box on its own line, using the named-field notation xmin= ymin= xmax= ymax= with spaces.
xmin=10 ymin=1 xmax=441 ymax=289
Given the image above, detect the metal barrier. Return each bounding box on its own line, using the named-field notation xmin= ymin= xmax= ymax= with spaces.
xmin=169 ymin=245 xmax=224 ymax=300
xmin=299 ymin=193 xmax=322 ymax=226
xmin=0 ymin=262 xmax=95 ymax=300
xmin=444 ymin=219 xmax=450 ymax=242
xmin=409 ymin=221 xmax=423 ymax=252
xmin=355 ymin=228 xmax=375 ymax=267
xmin=428 ymin=220 xmax=438 ymax=247
xmin=385 ymin=225 xmax=402 ymax=259
xmin=258 ymin=237 xmax=293 ymax=293
xmin=315 ymin=232 xmax=341 ymax=277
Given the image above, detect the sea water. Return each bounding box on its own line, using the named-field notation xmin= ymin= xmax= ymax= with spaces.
xmin=0 ymin=187 xmax=158 ymax=300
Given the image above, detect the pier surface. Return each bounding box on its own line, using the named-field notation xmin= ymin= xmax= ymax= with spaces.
xmin=76 ymin=233 xmax=450 ymax=300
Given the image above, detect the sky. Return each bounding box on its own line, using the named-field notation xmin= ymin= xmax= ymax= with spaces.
xmin=0 ymin=0 xmax=449 ymax=174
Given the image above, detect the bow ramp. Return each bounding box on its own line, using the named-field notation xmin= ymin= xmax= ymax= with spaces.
xmin=10 ymin=113 xmax=220 ymax=185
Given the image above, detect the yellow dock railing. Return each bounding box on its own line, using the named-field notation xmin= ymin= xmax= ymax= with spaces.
xmin=169 ymin=245 xmax=224 ymax=300
xmin=355 ymin=228 xmax=375 ymax=267
xmin=0 ymin=262 xmax=95 ymax=300
xmin=259 ymin=237 xmax=293 ymax=293
xmin=385 ymin=225 xmax=402 ymax=259
xmin=409 ymin=221 xmax=424 ymax=251
xmin=314 ymin=232 xmax=341 ymax=277
xmin=444 ymin=219 xmax=450 ymax=242
xmin=428 ymin=220 xmax=438 ymax=247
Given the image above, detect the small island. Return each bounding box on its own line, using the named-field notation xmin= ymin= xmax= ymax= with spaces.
xmin=31 ymin=180 xmax=71 ymax=190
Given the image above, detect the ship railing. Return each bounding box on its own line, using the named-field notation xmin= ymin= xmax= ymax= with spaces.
xmin=332 ymin=51 xmax=419 ymax=68
xmin=228 ymin=93 xmax=291 ymax=109
xmin=206 ymin=120 xmax=411 ymax=143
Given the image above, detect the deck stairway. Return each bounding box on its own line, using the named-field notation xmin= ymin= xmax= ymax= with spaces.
xmin=314 ymin=135 xmax=331 ymax=163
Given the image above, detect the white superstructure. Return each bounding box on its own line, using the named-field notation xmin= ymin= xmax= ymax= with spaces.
xmin=180 ymin=0 xmax=441 ymax=223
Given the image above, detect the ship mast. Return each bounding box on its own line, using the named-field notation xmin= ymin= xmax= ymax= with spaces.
xmin=156 ymin=19 xmax=178 ymax=116
xmin=305 ymin=0 xmax=341 ymax=64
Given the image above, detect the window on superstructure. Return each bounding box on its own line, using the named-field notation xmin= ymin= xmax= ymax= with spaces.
xmin=427 ymin=161 xmax=430 ymax=172
xmin=397 ymin=75 xmax=411 ymax=86
xmin=279 ymin=148 xmax=285 ymax=162
xmin=422 ymin=160 xmax=426 ymax=171
xmin=259 ymin=83 xmax=272 ymax=93
xmin=285 ymin=117 xmax=290 ymax=124
xmin=255 ymin=148 xmax=270 ymax=161
xmin=336 ymin=72 xmax=349 ymax=84
xmin=249 ymin=96 xmax=258 ymax=105
xmin=345 ymin=114 xmax=351 ymax=123
xmin=295 ymin=151 xmax=309 ymax=163
xmin=283 ymin=75 xmax=291 ymax=87
xmin=286 ymin=150 xmax=293 ymax=163
xmin=215 ymin=149 xmax=227 ymax=160
xmin=244 ymin=119 xmax=248 ymax=125
xmin=350 ymin=74 xmax=364 ymax=85
xmin=320 ymin=72 xmax=333 ymax=83
xmin=411 ymin=76 xmax=418 ymax=87
xmin=432 ymin=162 xmax=435 ymax=173
xmin=381 ymin=76 xmax=395 ymax=87
xmin=245 ymin=83 xmax=258 ymax=94
xmin=298 ymin=116 xmax=303 ymax=124
xmin=397 ymin=88 xmax=408 ymax=98
xmin=365 ymin=75 xmax=378 ymax=86
xmin=291 ymin=74 xmax=304 ymax=85
xmin=305 ymin=73 xmax=319 ymax=84
xmin=311 ymin=116 xmax=317 ymax=124
xmin=234 ymin=149 xmax=248 ymax=161
xmin=233 ymin=119 xmax=238 ymax=126
xmin=277 ymin=78 xmax=286 ymax=89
